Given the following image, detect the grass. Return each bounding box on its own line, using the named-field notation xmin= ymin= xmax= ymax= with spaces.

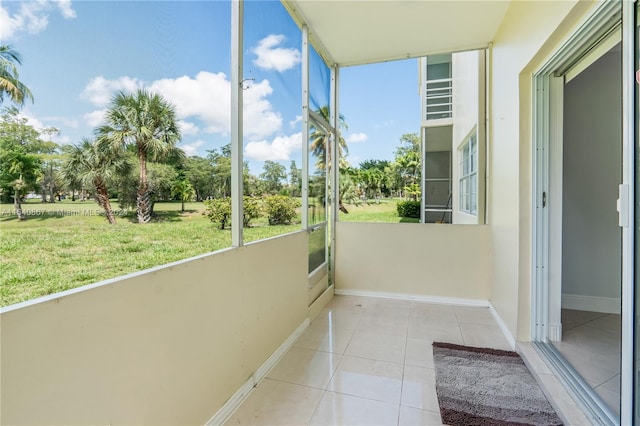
xmin=0 ymin=197 xmax=414 ymax=307
xmin=340 ymin=198 xmax=420 ymax=223
xmin=0 ymin=199 xmax=297 ymax=307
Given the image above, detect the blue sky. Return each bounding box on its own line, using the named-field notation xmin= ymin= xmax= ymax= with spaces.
xmin=1 ymin=0 xmax=420 ymax=174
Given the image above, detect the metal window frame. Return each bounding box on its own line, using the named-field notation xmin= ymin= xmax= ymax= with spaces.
xmin=231 ymin=0 xmax=244 ymax=247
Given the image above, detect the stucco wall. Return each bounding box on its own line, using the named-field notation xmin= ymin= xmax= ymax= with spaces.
xmin=452 ymin=49 xmax=482 ymax=224
xmin=489 ymin=0 xmax=597 ymax=339
xmin=334 ymin=222 xmax=491 ymax=301
xmin=1 ymin=232 xmax=309 ymax=425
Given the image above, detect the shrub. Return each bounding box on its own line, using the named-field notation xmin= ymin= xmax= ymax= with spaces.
xmin=397 ymin=200 xmax=421 ymax=218
xmin=204 ymin=198 xmax=231 ymax=230
xmin=204 ymin=196 xmax=262 ymax=229
xmin=242 ymin=196 xmax=261 ymax=227
xmin=264 ymin=195 xmax=300 ymax=225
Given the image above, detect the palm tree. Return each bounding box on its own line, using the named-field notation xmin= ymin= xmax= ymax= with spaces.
xmin=172 ymin=178 xmax=195 ymax=212
xmin=63 ymin=138 xmax=131 ymax=225
xmin=96 ymin=89 xmax=181 ymax=223
xmin=309 ymin=106 xmax=350 ymax=212
xmin=0 ymin=45 xmax=34 ymax=106
xmin=309 ymin=106 xmax=348 ymax=170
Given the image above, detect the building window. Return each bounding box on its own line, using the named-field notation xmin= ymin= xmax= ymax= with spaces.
xmin=459 ymin=132 xmax=477 ymax=215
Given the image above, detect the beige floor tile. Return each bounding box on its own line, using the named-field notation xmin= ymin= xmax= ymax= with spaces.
xmin=356 ymin=312 xmax=409 ymax=337
xmin=587 ymin=314 xmax=621 ymax=333
xmin=561 ymin=309 xmax=606 ymax=331
xmin=227 ymin=296 xmax=592 ymax=425
xmin=400 ymin=365 xmax=440 ymax=412
xmin=553 ymin=324 xmax=620 ymax=385
xmin=594 ymin=374 xmax=620 ymax=416
xmin=267 ymin=347 xmax=341 ymax=389
xmin=309 ymin=391 xmax=400 ymax=426
xmin=313 ymin=307 xmax=364 ymax=331
xmin=225 ymin=378 xmax=323 ymax=425
xmin=398 ymin=405 xmax=443 ymax=426
xmin=328 ymin=355 xmax=404 ymax=404
xmin=327 ymin=296 xmax=373 ymax=311
xmin=459 ymin=323 xmax=512 ymax=350
xmin=404 ymin=338 xmax=435 ymax=369
xmin=345 ymin=330 xmax=407 ymax=364
xmin=453 ymin=306 xmax=495 ymax=325
xmin=294 ymin=323 xmax=355 ymax=354
xmin=368 ymin=299 xmax=412 ymax=317
xmin=409 ymin=303 xmax=458 ymax=323
xmin=407 ymin=320 xmax=463 ymax=344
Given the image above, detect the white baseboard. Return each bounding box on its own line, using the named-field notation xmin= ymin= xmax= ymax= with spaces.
xmin=488 ymin=302 xmax=516 ymax=350
xmin=334 ymin=289 xmax=490 ymax=308
xmin=205 ymin=318 xmax=310 ymax=426
xmin=561 ymin=294 xmax=620 ymax=314
xmin=334 ymin=289 xmax=516 ymax=349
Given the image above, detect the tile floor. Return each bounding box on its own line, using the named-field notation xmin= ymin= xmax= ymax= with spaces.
xmin=553 ymin=309 xmax=621 ymax=416
xmin=225 ymin=295 xmax=513 ymax=425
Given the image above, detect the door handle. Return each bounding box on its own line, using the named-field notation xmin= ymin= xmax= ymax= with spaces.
xmin=617 ymin=184 xmax=629 ymax=228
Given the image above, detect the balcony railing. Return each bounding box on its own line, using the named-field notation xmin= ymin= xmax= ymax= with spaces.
xmin=425 ymin=77 xmax=453 ymax=120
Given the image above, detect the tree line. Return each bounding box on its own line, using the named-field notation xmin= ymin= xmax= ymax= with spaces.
xmin=1 ymin=44 xmax=422 ymax=226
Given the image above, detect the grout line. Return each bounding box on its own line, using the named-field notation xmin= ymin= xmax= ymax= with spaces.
xmin=398 ymin=316 xmax=410 ymax=426
xmin=306 ymin=389 xmax=326 ymax=425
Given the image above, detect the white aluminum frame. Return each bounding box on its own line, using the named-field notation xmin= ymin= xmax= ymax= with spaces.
xmin=231 ymin=0 xmax=244 ymax=247
xmin=302 ymin=25 xmax=310 ymax=230
xmin=330 ymin=65 xmax=339 ymax=285
xmin=531 ymin=1 xmax=631 ymax=424
xmin=620 ymin=1 xmax=636 ymax=424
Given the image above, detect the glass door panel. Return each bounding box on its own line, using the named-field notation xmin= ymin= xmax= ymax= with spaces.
xmin=307 ymin=119 xmax=329 ymax=305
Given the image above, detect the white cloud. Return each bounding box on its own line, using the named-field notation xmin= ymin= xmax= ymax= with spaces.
xmin=149 ymin=71 xmax=231 ymax=135
xmin=179 ymin=140 xmax=206 ymax=157
xmin=17 ymin=110 xmax=72 ymax=145
xmin=241 ymin=79 xmax=282 ymax=139
xmin=252 ymin=34 xmax=301 ymax=72
xmin=347 ymin=132 xmax=368 ymax=143
xmin=81 ymin=71 xmax=283 ymax=140
xmin=83 ymin=109 xmax=107 ymax=127
xmin=81 ymin=76 xmax=142 ymax=107
xmin=56 ymin=0 xmax=76 ymax=19
xmin=245 ymin=132 xmax=302 ymax=162
xmin=42 ymin=115 xmax=79 ymax=129
xmin=289 ymin=115 xmax=302 ymax=129
xmin=178 ymin=120 xmax=199 ymax=136
xmin=0 ymin=0 xmax=76 ymax=40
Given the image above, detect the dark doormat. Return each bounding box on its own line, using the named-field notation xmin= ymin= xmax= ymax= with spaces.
xmin=432 ymin=342 xmax=563 ymax=426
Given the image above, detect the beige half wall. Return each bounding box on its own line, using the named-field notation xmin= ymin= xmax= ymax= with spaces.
xmin=1 ymin=231 xmax=309 ymax=425
xmin=334 ymin=222 xmax=491 ymax=301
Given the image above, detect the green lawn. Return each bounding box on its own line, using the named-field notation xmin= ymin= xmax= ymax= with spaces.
xmin=0 ymin=197 xmax=413 ymax=307
xmin=339 ymin=198 xmax=420 ymax=223
xmin=0 ymin=199 xmax=297 ymax=307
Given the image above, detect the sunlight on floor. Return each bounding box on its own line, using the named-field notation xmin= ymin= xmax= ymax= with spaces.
xmin=225 ymin=295 xmax=511 ymax=425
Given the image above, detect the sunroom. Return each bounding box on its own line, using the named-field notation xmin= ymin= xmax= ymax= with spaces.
xmin=1 ymin=1 xmax=638 ymax=425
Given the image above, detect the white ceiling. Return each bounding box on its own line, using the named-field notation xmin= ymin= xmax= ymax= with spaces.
xmin=284 ymin=1 xmax=511 ymax=67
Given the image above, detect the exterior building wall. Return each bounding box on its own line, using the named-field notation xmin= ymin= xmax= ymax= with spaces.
xmin=488 ymin=0 xmax=597 ymax=340
xmin=1 ymin=232 xmax=309 ymax=425
xmin=451 ymin=50 xmax=482 ymax=224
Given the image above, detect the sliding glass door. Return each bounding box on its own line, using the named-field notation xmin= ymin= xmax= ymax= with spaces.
xmin=632 ymin=1 xmax=640 ymax=423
